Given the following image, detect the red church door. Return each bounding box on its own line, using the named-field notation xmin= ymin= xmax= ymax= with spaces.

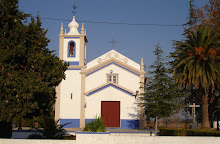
xmin=101 ymin=101 xmax=120 ymax=127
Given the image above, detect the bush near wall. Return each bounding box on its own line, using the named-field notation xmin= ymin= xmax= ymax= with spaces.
xmin=160 ymin=128 xmax=220 ymax=136
xmin=84 ymin=117 xmax=106 ymax=132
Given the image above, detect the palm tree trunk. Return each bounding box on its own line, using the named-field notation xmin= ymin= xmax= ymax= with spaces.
xmin=202 ymin=89 xmax=210 ymax=128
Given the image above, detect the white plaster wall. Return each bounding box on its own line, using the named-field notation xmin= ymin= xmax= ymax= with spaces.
xmin=108 ymin=136 xmax=220 ymax=144
xmin=87 ymin=50 xmax=140 ymax=70
xmin=76 ymin=134 xmax=220 ymax=144
xmin=0 ymin=139 xmax=75 ymax=144
xmin=2 ymin=135 xmax=220 ymax=144
xmin=76 ymin=134 xmax=109 ymax=144
xmin=85 ymin=65 xmax=139 ymax=93
xmin=63 ymin=38 xmax=80 ymax=62
xmin=60 ymin=70 xmax=81 ymax=119
xmin=85 ymin=86 xmax=139 ymax=120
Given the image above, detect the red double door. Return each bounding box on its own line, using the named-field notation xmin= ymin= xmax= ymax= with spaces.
xmin=101 ymin=101 xmax=120 ymax=127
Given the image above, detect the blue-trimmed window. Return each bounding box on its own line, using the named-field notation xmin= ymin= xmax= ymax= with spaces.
xmin=68 ymin=41 xmax=76 ymax=57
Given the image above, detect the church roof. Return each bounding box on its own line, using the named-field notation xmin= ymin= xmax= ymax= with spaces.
xmin=86 ymin=57 xmax=142 ymax=77
xmin=87 ymin=50 xmax=140 ymax=70
xmin=86 ymin=50 xmax=142 ymax=77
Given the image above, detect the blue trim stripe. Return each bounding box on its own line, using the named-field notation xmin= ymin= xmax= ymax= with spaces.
xmin=114 ymin=62 xmax=140 ymax=76
xmin=69 ymin=61 xmax=79 ymax=65
xmin=121 ymin=119 xmax=139 ymax=129
xmin=68 ymin=68 xmax=81 ymax=70
xmin=60 ymin=119 xmax=80 ymax=128
xmin=86 ymin=62 xmax=140 ymax=77
xmin=85 ymin=119 xmax=94 ymax=124
xmin=109 ymin=132 xmax=149 ymax=134
xmin=60 ymin=119 xmax=139 ymax=129
xmin=75 ymin=132 xmax=110 ymax=134
xmin=64 ymin=37 xmax=80 ymax=39
xmin=87 ymin=83 xmax=134 ymax=96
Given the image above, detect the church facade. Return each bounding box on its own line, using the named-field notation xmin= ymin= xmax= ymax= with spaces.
xmin=55 ymin=16 xmax=145 ymax=129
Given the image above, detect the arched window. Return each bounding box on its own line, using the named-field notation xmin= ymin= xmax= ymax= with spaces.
xmin=68 ymin=41 xmax=75 ymax=57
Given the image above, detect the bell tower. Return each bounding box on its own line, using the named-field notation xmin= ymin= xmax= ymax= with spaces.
xmin=55 ymin=16 xmax=88 ymax=128
xmin=59 ymin=16 xmax=88 ymax=67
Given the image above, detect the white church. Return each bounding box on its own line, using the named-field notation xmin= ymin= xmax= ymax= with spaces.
xmin=55 ymin=16 xmax=146 ymax=129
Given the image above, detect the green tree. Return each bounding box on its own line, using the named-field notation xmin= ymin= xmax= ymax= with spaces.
xmin=170 ymin=25 xmax=220 ymax=128
xmin=186 ymin=0 xmax=220 ymax=32
xmin=186 ymin=0 xmax=196 ymax=27
xmin=0 ymin=0 xmax=68 ymax=125
xmin=141 ymin=43 xmax=183 ymax=135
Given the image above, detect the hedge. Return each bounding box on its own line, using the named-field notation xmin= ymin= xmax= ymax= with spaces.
xmin=160 ymin=128 xmax=220 ymax=136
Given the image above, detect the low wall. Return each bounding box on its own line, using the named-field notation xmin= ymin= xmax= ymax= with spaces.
xmin=109 ymin=135 xmax=220 ymax=144
xmin=76 ymin=133 xmax=220 ymax=144
xmin=12 ymin=130 xmax=41 ymax=139
xmin=0 ymin=139 xmax=75 ymax=144
xmin=1 ymin=133 xmax=220 ymax=144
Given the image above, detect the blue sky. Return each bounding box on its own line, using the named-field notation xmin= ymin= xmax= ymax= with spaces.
xmin=18 ymin=0 xmax=208 ymax=72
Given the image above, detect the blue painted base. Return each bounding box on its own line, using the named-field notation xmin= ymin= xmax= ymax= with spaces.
xmin=60 ymin=119 xmax=80 ymax=128
xmin=121 ymin=119 xmax=139 ymax=129
xmin=60 ymin=119 xmax=139 ymax=129
xmin=85 ymin=119 xmax=94 ymax=125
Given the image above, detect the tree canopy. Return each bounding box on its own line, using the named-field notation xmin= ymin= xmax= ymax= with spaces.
xmin=0 ymin=0 xmax=68 ymax=122
xmin=187 ymin=0 xmax=220 ymax=31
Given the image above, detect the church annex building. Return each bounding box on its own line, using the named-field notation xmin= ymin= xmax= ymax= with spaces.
xmin=55 ymin=16 xmax=145 ymax=129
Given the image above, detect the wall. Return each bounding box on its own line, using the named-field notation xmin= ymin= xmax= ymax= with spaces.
xmin=76 ymin=133 xmax=220 ymax=144
xmin=12 ymin=131 xmax=41 ymax=139
xmin=85 ymin=63 xmax=140 ymax=129
xmin=0 ymin=139 xmax=75 ymax=144
xmin=108 ymin=135 xmax=220 ymax=144
xmin=86 ymin=64 xmax=140 ymax=92
xmin=85 ymin=86 xmax=139 ymax=120
xmin=59 ymin=70 xmax=81 ymax=128
xmin=2 ymin=134 xmax=220 ymax=144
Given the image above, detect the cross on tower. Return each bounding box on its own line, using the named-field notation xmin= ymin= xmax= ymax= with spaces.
xmin=109 ymin=39 xmax=118 ymax=49
xmin=72 ymin=5 xmax=77 ymax=16
xmin=189 ymin=103 xmax=200 ymax=128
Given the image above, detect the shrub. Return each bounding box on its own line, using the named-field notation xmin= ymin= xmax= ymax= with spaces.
xmin=0 ymin=121 xmax=12 ymax=138
xmin=160 ymin=128 xmax=220 ymax=136
xmin=64 ymin=135 xmax=76 ymax=140
xmin=84 ymin=117 xmax=106 ymax=132
xmin=186 ymin=129 xmax=220 ymax=136
xmin=28 ymin=134 xmax=44 ymax=139
xmin=28 ymin=117 xmax=70 ymax=139
xmin=159 ymin=128 xmax=186 ymax=136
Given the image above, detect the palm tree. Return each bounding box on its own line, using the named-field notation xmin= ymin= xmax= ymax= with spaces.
xmin=171 ymin=25 xmax=220 ymax=128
